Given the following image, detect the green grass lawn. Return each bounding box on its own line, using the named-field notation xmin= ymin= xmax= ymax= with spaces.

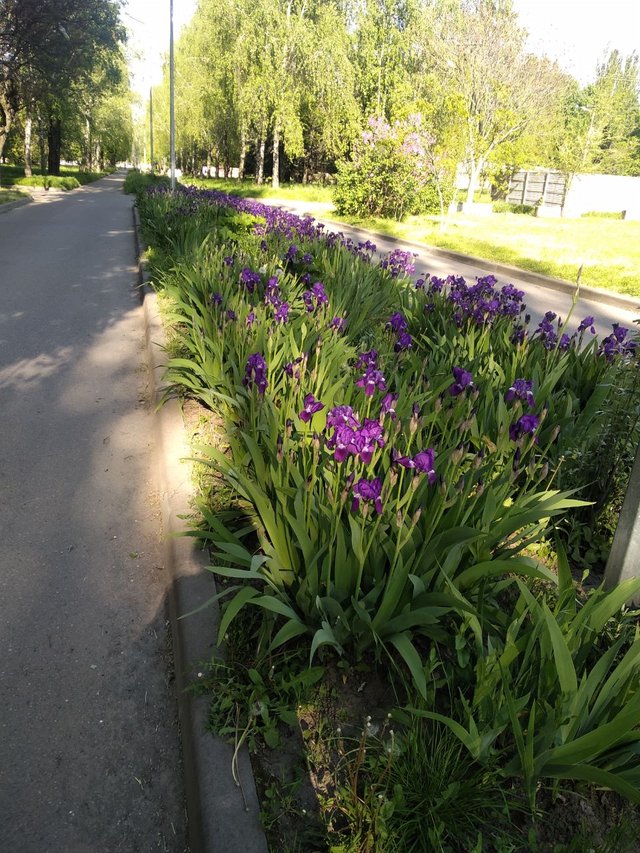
xmin=0 ymin=163 xmax=109 ymax=189
xmin=188 ymin=177 xmax=640 ymax=297
xmin=335 ymin=211 xmax=640 ymax=296
xmin=187 ymin=176 xmax=334 ymax=203
xmin=0 ymin=187 xmax=29 ymax=205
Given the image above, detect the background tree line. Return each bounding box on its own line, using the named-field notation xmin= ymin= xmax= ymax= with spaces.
xmin=146 ymin=0 xmax=640 ymax=204
xmin=0 ymin=0 xmax=132 ymax=175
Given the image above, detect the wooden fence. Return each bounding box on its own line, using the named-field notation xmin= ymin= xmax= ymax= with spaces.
xmin=507 ymin=170 xmax=567 ymax=210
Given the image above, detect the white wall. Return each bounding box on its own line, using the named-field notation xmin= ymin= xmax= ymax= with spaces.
xmin=564 ymin=173 xmax=640 ymax=220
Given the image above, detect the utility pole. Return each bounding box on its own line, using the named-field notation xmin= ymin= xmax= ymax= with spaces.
xmin=169 ymin=0 xmax=176 ymax=190
xmin=149 ymin=86 xmax=154 ymax=172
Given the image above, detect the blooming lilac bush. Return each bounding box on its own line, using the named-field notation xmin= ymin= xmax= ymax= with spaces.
xmin=334 ymin=115 xmax=452 ymax=220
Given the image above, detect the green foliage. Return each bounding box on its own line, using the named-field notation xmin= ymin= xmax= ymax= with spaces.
xmin=142 ymin=187 xmax=640 ymax=833
xmin=492 ymin=201 xmax=537 ymax=215
xmin=123 ymin=170 xmax=171 ymax=197
xmin=14 ymin=175 xmax=80 ymax=190
xmin=334 ymin=115 xmax=451 ymax=220
xmin=406 ymin=576 xmax=640 ymax=810
xmin=581 ymin=210 xmax=625 ymax=219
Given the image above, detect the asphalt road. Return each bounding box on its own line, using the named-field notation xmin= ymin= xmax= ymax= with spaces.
xmin=0 ymin=174 xmax=187 ymax=851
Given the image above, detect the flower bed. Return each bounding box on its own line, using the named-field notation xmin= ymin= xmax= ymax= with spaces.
xmin=139 ymin=184 xmax=640 ymax=849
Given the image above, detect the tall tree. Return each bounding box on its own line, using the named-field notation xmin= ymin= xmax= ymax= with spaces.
xmin=0 ymin=0 xmax=125 ymax=170
xmin=417 ymin=0 xmax=567 ymax=202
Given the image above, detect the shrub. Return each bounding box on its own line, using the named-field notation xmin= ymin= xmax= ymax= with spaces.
xmin=123 ymin=169 xmax=170 ymax=197
xmin=334 ymin=115 xmax=452 ymax=220
xmin=492 ymin=201 xmax=537 ymax=215
xmin=14 ymin=175 xmax=80 ymax=190
xmin=581 ymin=210 xmax=625 ymax=219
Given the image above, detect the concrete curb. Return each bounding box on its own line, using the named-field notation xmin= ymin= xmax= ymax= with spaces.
xmin=132 ymin=205 xmax=268 ymax=853
xmin=0 ymin=196 xmax=32 ymax=215
xmin=318 ymin=217 xmax=640 ymax=313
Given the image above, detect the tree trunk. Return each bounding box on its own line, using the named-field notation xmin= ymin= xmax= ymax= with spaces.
xmin=47 ymin=117 xmax=62 ymax=175
xmin=256 ymin=135 xmax=265 ymax=184
xmin=0 ymin=88 xmax=17 ymax=164
xmin=465 ymin=157 xmax=483 ymax=204
xmin=38 ymin=118 xmax=47 ymax=173
xmin=84 ymin=117 xmax=92 ymax=171
xmin=24 ymin=110 xmax=33 ymax=177
xmin=238 ymin=130 xmax=246 ymax=180
xmin=272 ymin=118 xmax=280 ymax=189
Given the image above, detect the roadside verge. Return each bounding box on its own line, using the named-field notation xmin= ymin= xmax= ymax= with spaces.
xmin=132 ymin=205 xmax=268 ymax=853
xmin=318 ymin=218 xmax=640 ymax=314
xmin=0 ymin=196 xmax=32 ymax=215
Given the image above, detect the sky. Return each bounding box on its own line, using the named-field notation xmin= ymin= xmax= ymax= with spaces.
xmin=121 ymin=0 xmax=640 ymax=98
xmin=513 ymin=0 xmax=640 ymax=84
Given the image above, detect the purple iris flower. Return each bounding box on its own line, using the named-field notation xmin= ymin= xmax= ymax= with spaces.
xmin=285 ymin=244 xmax=299 ymax=261
xmin=246 ymin=311 xmax=256 ymax=327
xmin=326 ymin=405 xmax=359 ymax=430
xmin=240 ymin=267 xmax=262 ymax=294
xmin=299 ymin=394 xmax=324 ymax=423
xmin=351 ymin=477 xmax=383 ymax=515
xmin=414 ymin=450 xmax=436 ymax=479
xmin=449 ymin=367 xmax=474 ymax=396
xmin=303 ymin=282 xmax=329 ymax=313
xmin=380 ymin=393 xmax=398 ymax=419
xmin=223 ymin=255 xmax=234 ymax=267
xmin=273 ymin=302 xmax=290 ymax=324
xmin=356 ymin=349 xmax=378 ymax=370
xmin=352 ymin=419 xmax=385 ymax=464
xmin=599 ymin=325 xmax=637 ymax=360
xmin=302 ymin=252 xmax=313 ymax=264
xmin=264 ymin=276 xmax=280 ymax=303
xmin=284 ymin=356 xmax=303 ymax=379
xmin=394 ymin=331 xmax=413 ymax=352
xmin=395 ymin=448 xmax=437 ymax=484
xmin=380 ymin=249 xmax=416 ymax=278
xmin=225 ymin=309 xmax=237 ymax=322
xmin=387 ymin=312 xmax=408 ymax=333
xmin=505 ymin=379 xmax=535 ymax=409
xmin=329 ymin=316 xmax=346 ymax=333
xmin=210 ymin=292 xmax=223 ymax=306
xmin=577 ymin=316 xmax=596 ymax=335
xmin=327 ymin=423 xmax=358 ymax=462
xmin=356 ymin=368 xmax=387 ymax=397
xmin=243 ymin=353 xmax=268 ymax=395
xmin=509 ymin=414 xmax=539 ymax=441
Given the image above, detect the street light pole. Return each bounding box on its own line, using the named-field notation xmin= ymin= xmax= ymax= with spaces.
xmin=149 ymin=86 xmax=154 ymax=172
xmin=169 ymin=0 xmax=176 ymax=190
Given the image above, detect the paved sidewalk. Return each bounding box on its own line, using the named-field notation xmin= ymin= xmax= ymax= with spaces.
xmin=0 ymin=173 xmax=187 ymax=851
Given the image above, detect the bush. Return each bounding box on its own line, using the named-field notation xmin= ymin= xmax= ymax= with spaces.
xmin=334 ymin=115 xmax=452 ymax=220
xmin=123 ymin=169 xmax=170 ymax=197
xmin=582 ymin=210 xmax=625 ymax=219
xmin=14 ymin=175 xmax=80 ymax=190
xmin=492 ymin=201 xmax=537 ymax=215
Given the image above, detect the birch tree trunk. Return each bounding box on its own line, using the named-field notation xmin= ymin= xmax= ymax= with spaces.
xmin=24 ymin=110 xmax=33 ymax=177
xmin=465 ymin=156 xmax=484 ymax=204
xmin=238 ymin=129 xmax=246 ymax=180
xmin=256 ymin=135 xmax=265 ymax=184
xmin=272 ymin=118 xmax=280 ymax=189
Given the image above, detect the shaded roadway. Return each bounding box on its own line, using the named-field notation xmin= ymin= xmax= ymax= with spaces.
xmin=0 ymin=173 xmax=187 ymax=850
